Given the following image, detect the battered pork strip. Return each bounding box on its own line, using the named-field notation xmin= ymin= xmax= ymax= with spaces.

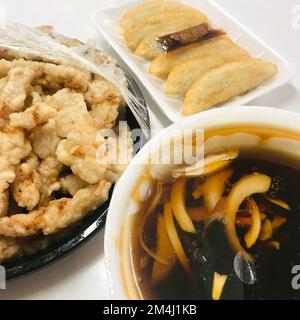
xmin=0 ymin=180 xmax=111 ymax=237
xmin=0 ymin=236 xmax=49 ymax=263
xmin=0 ymin=59 xmax=91 ymax=92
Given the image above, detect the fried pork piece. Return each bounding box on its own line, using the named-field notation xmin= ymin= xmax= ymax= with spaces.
xmin=60 ymin=174 xmax=88 ymax=196
xmin=30 ymin=86 xmax=45 ymax=105
xmin=0 ymin=77 xmax=7 ymax=91
xmin=0 ymin=190 xmax=9 ymax=217
xmin=35 ymin=63 xmax=91 ymax=92
xmin=0 ymin=66 xmax=37 ymax=126
xmin=0 ymin=128 xmax=32 ymax=192
xmin=0 ymin=59 xmax=91 ymax=92
xmin=9 ymin=103 xmax=57 ymax=130
xmin=51 ymin=88 xmax=109 ymax=184
xmin=0 ymin=180 xmax=111 ymax=237
xmin=0 ymin=129 xmax=32 ymax=213
xmin=0 ymin=236 xmax=49 ymax=263
xmin=31 ymin=118 xmax=61 ymax=159
xmin=0 ymin=59 xmax=17 ymax=77
xmin=85 ymin=76 xmax=124 ymax=129
xmin=0 ymin=127 xmax=32 ymax=166
xmin=30 ymin=118 xmax=62 ymax=204
xmin=0 ymin=158 xmax=15 ymax=193
xmin=12 ymin=153 xmax=41 ymax=211
xmin=38 ymin=156 xmax=62 ymax=205
xmin=100 ymin=122 xmax=134 ymax=182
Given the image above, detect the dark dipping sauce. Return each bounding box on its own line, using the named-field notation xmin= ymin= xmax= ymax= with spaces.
xmin=130 ymin=158 xmax=300 ymax=300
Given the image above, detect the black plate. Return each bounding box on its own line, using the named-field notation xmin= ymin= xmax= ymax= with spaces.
xmin=4 ymin=74 xmax=150 ymax=280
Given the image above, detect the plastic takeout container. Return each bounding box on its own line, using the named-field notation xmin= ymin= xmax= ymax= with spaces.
xmin=91 ymin=0 xmax=292 ymax=122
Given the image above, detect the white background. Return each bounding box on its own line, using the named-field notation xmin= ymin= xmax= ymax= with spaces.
xmin=0 ymin=0 xmax=299 ymax=300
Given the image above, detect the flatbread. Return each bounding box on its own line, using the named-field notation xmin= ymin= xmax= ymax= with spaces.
xmin=149 ymin=36 xmax=249 ymax=78
xmin=120 ymin=1 xmax=205 ymax=33
xmin=124 ymin=10 xmax=208 ymax=51
xmin=165 ymin=51 xmax=250 ymax=96
xmin=183 ymin=59 xmax=278 ymax=115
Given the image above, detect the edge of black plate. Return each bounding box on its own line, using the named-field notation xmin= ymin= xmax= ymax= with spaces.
xmin=4 ymin=73 xmax=150 ymax=281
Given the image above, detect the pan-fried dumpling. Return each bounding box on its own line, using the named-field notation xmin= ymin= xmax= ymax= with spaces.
xmin=183 ymin=59 xmax=278 ymax=115
xmin=123 ymin=10 xmax=208 ymax=51
xmin=149 ymin=36 xmax=248 ymax=78
xmin=165 ymin=52 xmax=250 ymax=96
xmin=120 ymin=1 xmax=197 ymax=33
xmin=134 ymin=37 xmax=165 ymax=60
xmin=120 ymin=1 xmax=205 ymax=34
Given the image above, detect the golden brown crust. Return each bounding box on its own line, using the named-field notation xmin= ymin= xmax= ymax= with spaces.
xmin=183 ymin=59 xmax=278 ymax=115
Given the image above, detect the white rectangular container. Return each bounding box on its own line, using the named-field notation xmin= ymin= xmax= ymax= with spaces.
xmin=91 ymin=0 xmax=292 ymax=122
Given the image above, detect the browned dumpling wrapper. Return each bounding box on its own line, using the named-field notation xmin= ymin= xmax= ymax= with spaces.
xmin=120 ymin=0 xmax=206 ymax=34
xmin=183 ymin=59 xmax=278 ymax=115
xmin=124 ymin=10 xmax=208 ymax=51
xmin=165 ymin=51 xmax=250 ymax=96
xmin=149 ymin=36 xmax=249 ymax=78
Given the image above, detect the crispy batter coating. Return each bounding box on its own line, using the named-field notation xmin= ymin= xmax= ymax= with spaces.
xmin=0 ymin=190 xmax=9 ymax=217
xmin=30 ymin=86 xmax=45 ymax=105
xmin=0 ymin=66 xmax=36 ymax=126
xmin=38 ymin=156 xmax=62 ymax=205
xmin=12 ymin=153 xmax=41 ymax=210
xmin=0 ymin=30 xmax=128 ymax=262
xmin=52 ymin=88 xmax=108 ymax=184
xmin=85 ymin=76 xmax=124 ymax=129
xmin=31 ymin=119 xmax=61 ymax=159
xmin=60 ymin=174 xmax=88 ymax=196
xmin=9 ymin=103 xmax=57 ymax=129
xmin=0 ymin=128 xmax=32 ymax=193
xmin=35 ymin=63 xmax=91 ymax=92
xmin=0 ymin=180 xmax=111 ymax=237
xmin=0 ymin=59 xmax=91 ymax=92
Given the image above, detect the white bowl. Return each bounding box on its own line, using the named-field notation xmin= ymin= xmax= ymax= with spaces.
xmin=105 ymin=106 xmax=300 ymax=300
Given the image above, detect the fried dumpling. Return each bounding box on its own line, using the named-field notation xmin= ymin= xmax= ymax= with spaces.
xmin=134 ymin=37 xmax=165 ymax=60
xmin=124 ymin=10 xmax=208 ymax=51
xmin=120 ymin=1 xmax=205 ymax=34
xmin=165 ymin=52 xmax=250 ymax=96
xmin=134 ymin=20 xmax=210 ymax=60
xmin=183 ymin=59 xmax=278 ymax=115
xmin=149 ymin=36 xmax=249 ymax=79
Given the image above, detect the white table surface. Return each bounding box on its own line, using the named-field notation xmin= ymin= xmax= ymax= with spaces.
xmin=0 ymin=0 xmax=299 ymax=300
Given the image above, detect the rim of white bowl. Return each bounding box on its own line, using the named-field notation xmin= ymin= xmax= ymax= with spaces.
xmin=105 ymin=106 xmax=300 ymax=300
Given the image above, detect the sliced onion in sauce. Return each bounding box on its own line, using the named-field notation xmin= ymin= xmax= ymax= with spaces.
xmin=259 ymin=219 xmax=273 ymax=241
xmin=151 ymin=214 xmax=177 ymax=286
xmin=172 ymin=150 xmax=239 ymax=178
xmin=192 ymin=184 xmax=204 ymax=199
xmin=225 ymin=173 xmax=272 ymax=260
xmin=212 ymin=272 xmax=228 ymax=300
xmin=203 ymin=167 xmax=233 ymax=213
xmin=170 ymin=178 xmax=196 ymax=233
xmin=139 ymin=182 xmax=167 ymax=264
xmin=266 ymin=197 xmax=291 ymax=211
xmin=164 ymin=202 xmax=192 ymax=274
xmin=244 ymin=198 xmax=262 ymax=249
